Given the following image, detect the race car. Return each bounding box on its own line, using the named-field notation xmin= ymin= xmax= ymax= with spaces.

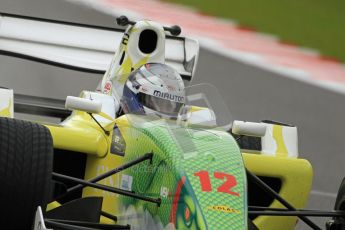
xmin=0 ymin=13 xmax=344 ymax=230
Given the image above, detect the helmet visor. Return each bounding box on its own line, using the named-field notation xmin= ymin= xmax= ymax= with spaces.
xmin=139 ymin=92 xmax=184 ymax=116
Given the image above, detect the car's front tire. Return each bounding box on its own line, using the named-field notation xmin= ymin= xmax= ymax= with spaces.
xmin=0 ymin=118 xmax=53 ymax=229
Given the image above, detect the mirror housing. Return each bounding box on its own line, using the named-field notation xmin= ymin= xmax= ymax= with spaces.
xmin=65 ymin=96 xmax=102 ymax=114
xmin=232 ymin=120 xmax=267 ymax=137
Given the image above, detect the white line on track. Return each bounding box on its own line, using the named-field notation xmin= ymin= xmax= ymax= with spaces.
xmin=310 ymin=190 xmax=337 ymax=199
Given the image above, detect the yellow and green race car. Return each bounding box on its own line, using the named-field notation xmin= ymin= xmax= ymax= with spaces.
xmin=0 ymin=13 xmax=344 ymax=230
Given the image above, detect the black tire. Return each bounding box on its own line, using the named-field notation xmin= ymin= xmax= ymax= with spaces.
xmin=335 ymin=178 xmax=345 ymax=211
xmin=0 ymin=118 xmax=53 ymax=230
xmin=326 ymin=178 xmax=345 ymax=229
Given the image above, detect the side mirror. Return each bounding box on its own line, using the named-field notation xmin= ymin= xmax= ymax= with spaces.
xmin=232 ymin=120 xmax=267 ymax=137
xmin=65 ymin=96 xmax=102 ymax=114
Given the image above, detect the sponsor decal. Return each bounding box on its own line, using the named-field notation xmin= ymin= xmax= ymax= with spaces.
xmin=110 ymin=127 xmax=126 ymax=156
xmin=120 ymin=174 xmax=133 ymax=191
xmin=153 ymin=90 xmax=184 ymax=102
xmin=167 ymin=85 xmax=176 ymax=91
xmin=160 ymin=186 xmax=169 ymax=198
xmin=104 ymin=81 xmax=112 ymax=94
xmin=207 ymin=205 xmax=240 ymax=214
xmin=121 ymin=33 xmax=129 ymax=45
xmin=96 ymin=165 xmax=118 ymax=197
xmin=194 ymin=171 xmax=240 ymax=197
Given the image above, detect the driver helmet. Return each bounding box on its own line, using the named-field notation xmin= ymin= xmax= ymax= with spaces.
xmin=122 ymin=63 xmax=185 ymax=118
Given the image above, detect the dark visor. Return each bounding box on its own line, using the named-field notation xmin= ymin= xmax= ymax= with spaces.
xmin=138 ymin=92 xmax=184 ymax=116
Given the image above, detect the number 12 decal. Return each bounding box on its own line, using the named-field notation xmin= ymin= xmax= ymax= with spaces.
xmin=194 ymin=170 xmax=240 ymax=197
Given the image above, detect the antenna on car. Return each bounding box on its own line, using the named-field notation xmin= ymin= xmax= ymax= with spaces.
xmin=88 ymin=113 xmax=110 ymax=136
xmin=116 ymin=15 xmax=182 ymax=36
xmin=65 ymin=96 xmax=111 ymax=136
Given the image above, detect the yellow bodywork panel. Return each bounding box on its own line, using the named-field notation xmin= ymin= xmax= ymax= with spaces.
xmin=243 ymin=153 xmax=313 ymax=230
xmin=0 ymin=88 xmax=14 ymax=118
xmin=0 ymin=99 xmax=12 ymax=117
xmin=46 ymin=201 xmax=61 ymax=212
xmin=81 ymin=115 xmax=136 ymax=220
xmin=82 ymin=152 xmax=124 ymax=222
xmin=45 ymin=112 xmax=109 ymax=157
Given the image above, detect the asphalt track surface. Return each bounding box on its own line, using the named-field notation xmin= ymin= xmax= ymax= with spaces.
xmin=1 ymin=0 xmax=345 ymax=229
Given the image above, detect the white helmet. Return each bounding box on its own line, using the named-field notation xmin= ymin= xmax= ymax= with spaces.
xmin=122 ymin=63 xmax=185 ymax=118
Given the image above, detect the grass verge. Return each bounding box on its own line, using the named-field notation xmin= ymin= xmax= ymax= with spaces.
xmin=163 ymin=0 xmax=345 ymax=62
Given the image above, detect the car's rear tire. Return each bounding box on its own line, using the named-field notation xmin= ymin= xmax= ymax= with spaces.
xmin=326 ymin=178 xmax=345 ymax=229
xmin=335 ymin=178 xmax=345 ymax=211
xmin=0 ymin=118 xmax=53 ymax=229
